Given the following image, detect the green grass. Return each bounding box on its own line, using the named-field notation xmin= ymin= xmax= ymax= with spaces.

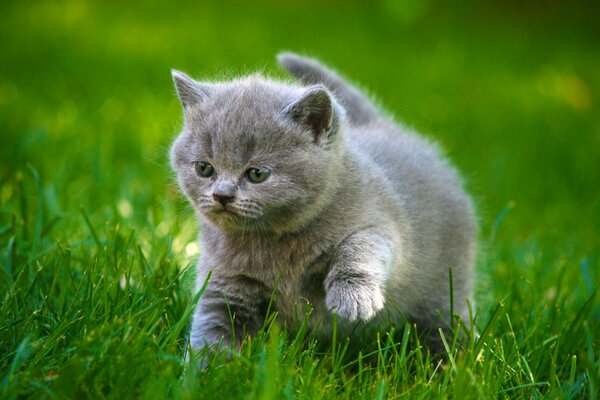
xmin=1 ymin=0 xmax=599 ymax=398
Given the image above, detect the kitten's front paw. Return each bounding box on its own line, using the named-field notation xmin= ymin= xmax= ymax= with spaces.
xmin=325 ymin=281 xmax=385 ymax=321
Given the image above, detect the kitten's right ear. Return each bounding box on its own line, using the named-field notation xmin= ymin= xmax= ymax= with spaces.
xmin=282 ymin=85 xmax=335 ymax=142
xmin=171 ymin=69 xmax=210 ymax=109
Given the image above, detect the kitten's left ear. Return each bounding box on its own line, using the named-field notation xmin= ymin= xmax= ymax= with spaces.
xmin=171 ymin=69 xmax=210 ymax=109
xmin=282 ymin=85 xmax=338 ymax=142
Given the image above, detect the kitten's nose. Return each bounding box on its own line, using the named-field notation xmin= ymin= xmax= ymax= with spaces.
xmin=213 ymin=179 xmax=236 ymax=205
xmin=213 ymin=192 xmax=234 ymax=205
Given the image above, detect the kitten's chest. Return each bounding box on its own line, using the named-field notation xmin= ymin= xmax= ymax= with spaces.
xmin=207 ymin=230 xmax=332 ymax=296
xmin=204 ymin=229 xmax=339 ymax=332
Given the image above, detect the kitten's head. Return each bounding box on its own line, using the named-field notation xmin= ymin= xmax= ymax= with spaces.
xmin=169 ymin=70 xmax=346 ymax=233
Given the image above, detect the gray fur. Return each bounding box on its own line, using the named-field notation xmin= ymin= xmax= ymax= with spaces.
xmin=169 ymin=54 xmax=477 ymax=351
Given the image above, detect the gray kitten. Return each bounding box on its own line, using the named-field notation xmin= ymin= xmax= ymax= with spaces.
xmin=169 ymin=53 xmax=477 ymax=352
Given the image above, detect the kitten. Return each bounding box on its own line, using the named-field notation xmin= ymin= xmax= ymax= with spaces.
xmin=169 ymin=53 xmax=477 ymax=352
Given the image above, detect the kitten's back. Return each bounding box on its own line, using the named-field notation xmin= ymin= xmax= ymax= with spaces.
xmin=279 ymin=54 xmax=477 ymax=322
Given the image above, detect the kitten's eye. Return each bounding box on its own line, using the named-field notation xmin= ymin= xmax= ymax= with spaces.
xmin=193 ymin=161 xmax=214 ymax=178
xmin=246 ymin=167 xmax=271 ymax=183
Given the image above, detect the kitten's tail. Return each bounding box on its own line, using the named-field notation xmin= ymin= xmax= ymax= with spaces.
xmin=277 ymin=52 xmax=381 ymax=126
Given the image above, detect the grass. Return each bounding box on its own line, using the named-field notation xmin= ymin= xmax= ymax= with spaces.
xmin=1 ymin=0 xmax=599 ymax=398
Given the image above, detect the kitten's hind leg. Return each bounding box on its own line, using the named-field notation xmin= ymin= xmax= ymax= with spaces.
xmin=324 ymin=228 xmax=394 ymax=321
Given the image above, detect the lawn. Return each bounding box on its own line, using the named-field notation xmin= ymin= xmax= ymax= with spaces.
xmin=1 ymin=0 xmax=599 ymax=398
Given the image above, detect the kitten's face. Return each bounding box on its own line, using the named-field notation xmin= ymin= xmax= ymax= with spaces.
xmin=170 ymin=74 xmax=343 ymax=233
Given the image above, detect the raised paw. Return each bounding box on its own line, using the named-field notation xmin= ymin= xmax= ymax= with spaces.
xmin=325 ymin=280 xmax=385 ymax=321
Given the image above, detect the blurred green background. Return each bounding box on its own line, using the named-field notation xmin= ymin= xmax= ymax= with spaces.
xmin=1 ymin=0 xmax=599 ymax=322
xmin=1 ymin=1 xmax=599 ymax=397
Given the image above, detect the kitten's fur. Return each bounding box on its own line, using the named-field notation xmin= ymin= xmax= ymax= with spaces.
xmin=170 ymin=53 xmax=477 ymax=351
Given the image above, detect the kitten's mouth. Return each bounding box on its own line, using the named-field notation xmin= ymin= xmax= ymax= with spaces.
xmin=209 ymin=205 xmax=250 ymax=229
xmin=207 ymin=203 xmax=263 ymax=229
xmin=213 ymin=205 xmax=238 ymax=217
xmin=218 ymin=209 xmax=237 ymax=217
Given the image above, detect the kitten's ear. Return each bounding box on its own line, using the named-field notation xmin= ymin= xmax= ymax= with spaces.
xmin=171 ymin=69 xmax=210 ymax=109
xmin=282 ymin=85 xmax=335 ymax=141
